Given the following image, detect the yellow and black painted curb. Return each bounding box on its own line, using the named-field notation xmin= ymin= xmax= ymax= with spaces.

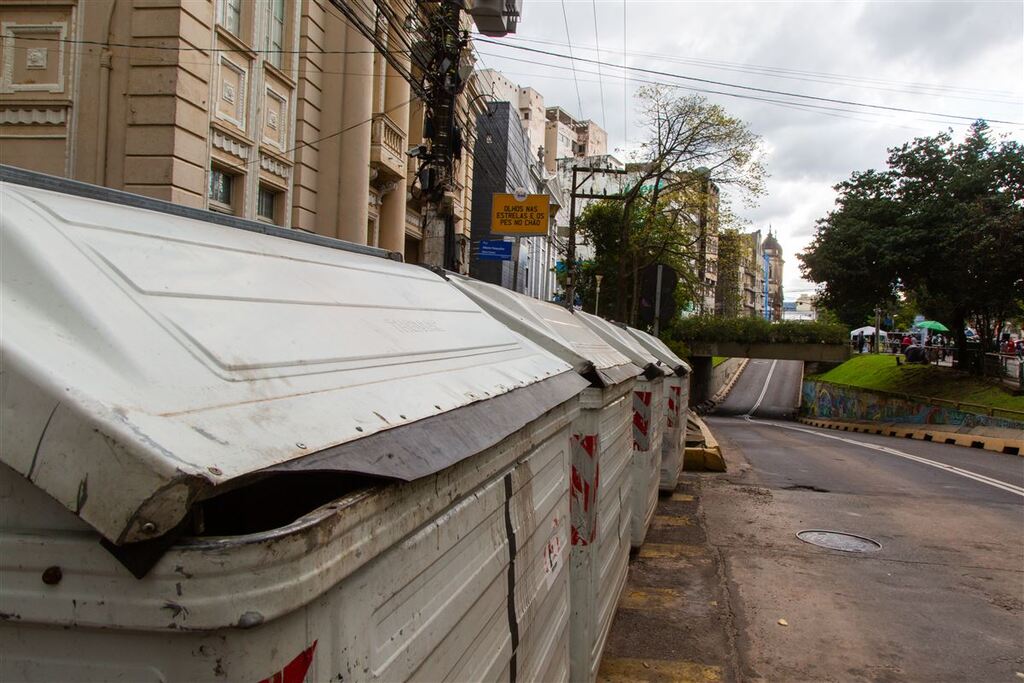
xmin=797 ymin=418 xmax=1023 ymax=456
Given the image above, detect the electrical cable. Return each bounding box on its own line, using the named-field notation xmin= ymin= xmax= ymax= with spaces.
xmin=485 ymin=32 xmax=1021 ymax=103
xmin=475 ymin=37 xmax=1023 ymax=126
xmin=591 ymin=0 xmax=608 ymax=130
xmin=479 ymin=53 xmax=964 ymax=130
xmin=18 ymin=34 xmax=411 ymax=57
xmin=217 ymin=93 xmax=419 ymax=175
xmin=559 ymin=0 xmax=586 ymax=120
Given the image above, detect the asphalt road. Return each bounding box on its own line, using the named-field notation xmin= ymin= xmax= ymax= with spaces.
xmin=703 ymin=360 xmax=1024 ymax=681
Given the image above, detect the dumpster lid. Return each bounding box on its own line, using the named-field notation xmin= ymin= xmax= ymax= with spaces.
xmin=625 ymin=326 xmax=691 ymax=376
xmin=447 ymin=275 xmax=639 ymax=387
xmin=1 ymin=180 xmax=586 ymax=547
xmin=576 ymin=312 xmax=668 ymax=379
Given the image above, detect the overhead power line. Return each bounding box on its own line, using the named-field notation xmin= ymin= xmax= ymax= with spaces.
xmin=17 ymin=34 xmax=410 ymax=57
xmin=590 ymin=0 xmax=608 ymax=129
xmin=560 ymin=0 xmax=586 ymax=120
xmin=475 ymin=37 xmax=1023 ymax=126
xmin=489 ymin=33 xmax=1020 ymax=103
xmin=478 ymin=50 xmax=991 ymax=130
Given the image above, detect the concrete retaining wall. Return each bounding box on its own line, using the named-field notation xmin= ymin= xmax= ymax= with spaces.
xmin=710 ymin=358 xmax=747 ymax=397
xmin=800 ymin=380 xmax=1024 ymax=431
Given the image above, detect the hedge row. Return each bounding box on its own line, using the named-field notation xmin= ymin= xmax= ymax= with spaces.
xmin=669 ymin=316 xmax=848 ymax=345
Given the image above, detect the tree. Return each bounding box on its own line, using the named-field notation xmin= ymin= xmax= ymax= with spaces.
xmin=579 ymin=86 xmax=766 ymax=326
xmin=800 ymin=121 xmax=1024 ymax=370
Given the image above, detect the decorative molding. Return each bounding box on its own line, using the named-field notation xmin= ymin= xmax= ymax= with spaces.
xmin=259 ymin=154 xmax=290 ymax=179
xmin=262 ymin=85 xmax=289 ymax=150
xmin=0 ymin=107 xmax=66 ymax=125
xmin=211 ymin=129 xmax=250 ymax=160
xmin=216 ymin=55 xmax=248 ymax=130
xmin=1 ymin=21 xmax=68 ymax=94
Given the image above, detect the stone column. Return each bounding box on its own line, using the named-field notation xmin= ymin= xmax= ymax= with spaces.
xmin=336 ymin=9 xmax=374 ymax=244
xmin=378 ymin=21 xmax=411 ymax=254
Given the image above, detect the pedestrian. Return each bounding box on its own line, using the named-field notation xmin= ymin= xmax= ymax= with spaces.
xmin=901 ymin=334 xmax=912 ymax=354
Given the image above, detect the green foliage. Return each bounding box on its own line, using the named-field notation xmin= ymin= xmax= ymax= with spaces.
xmin=800 ymin=121 xmax=1024 ymax=371
xmin=573 ymin=87 xmax=766 ymax=325
xmin=809 ymin=354 xmax=1024 ymax=415
xmin=669 ymin=315 xmax=848 ymax=345
xmin=575 ymin=198 xmax=703 ymax=319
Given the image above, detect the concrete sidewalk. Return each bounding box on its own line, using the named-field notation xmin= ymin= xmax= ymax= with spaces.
xmin=597 ymin=477 xmax=735 ymax=682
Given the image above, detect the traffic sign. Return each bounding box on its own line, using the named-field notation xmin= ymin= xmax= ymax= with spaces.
xmin=477 ymin=239 xmax=513 ymax=261
xmin=491 ymin=193 xmax=549 ymax=236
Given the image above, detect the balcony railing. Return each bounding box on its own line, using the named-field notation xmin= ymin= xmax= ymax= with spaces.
xmin=370 ymin=113 xmax=407 ymax=180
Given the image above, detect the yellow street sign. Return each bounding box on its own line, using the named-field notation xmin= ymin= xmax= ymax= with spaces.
xmin=491 ymin=193 xmax=550 ymax=236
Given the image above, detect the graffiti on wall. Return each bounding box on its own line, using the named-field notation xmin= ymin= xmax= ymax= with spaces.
xmin=801 ymin=381 xmax=1024 ymax=430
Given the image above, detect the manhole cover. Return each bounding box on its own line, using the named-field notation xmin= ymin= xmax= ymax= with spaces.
xmin=797 ymin=530 xmax=881 ymax=553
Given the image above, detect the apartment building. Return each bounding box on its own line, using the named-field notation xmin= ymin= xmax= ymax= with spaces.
xmin=0 ymin=0 xmax=484 ymax=266
xmin=543 ymin=106 xmax=607 ymax=174
xmin=474 ymin=68 xmax=546 ymax=163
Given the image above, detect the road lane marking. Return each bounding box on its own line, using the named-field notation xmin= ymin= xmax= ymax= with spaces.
xmin=745 ymin=417 xmax=1024 ymax=498
xmin=744 ymin=359 xmax=778 ymax=417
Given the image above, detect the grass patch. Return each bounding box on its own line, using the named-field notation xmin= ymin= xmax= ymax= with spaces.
xmin=809 ymin=354 xmax=1024 ymax=415
xmin=712 ymin=356 xmax=729 ymax=368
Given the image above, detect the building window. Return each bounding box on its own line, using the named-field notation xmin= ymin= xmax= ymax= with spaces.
xmin=265 ymin=0 xmax=286 ymax=68
xmin=209 ymin=167 xmax=236 ymax=213
xmin=217 ymin=0 xmax=242 ymax=36
xmin=257 ymin=185 xmax=279 ymax=222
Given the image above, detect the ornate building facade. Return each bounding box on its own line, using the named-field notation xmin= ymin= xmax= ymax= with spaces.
xmin=0 ymin=0 xmax=485 ymax=266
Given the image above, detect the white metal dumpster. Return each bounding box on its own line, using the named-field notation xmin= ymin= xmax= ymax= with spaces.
xmin=0 ymin=174 xmax=591 ymax=682
xmin=446 ymin=275 xmax=639 ymax=683
xmin=576 ymin=313 xmax=667 ymax=550
xmin=625 ymin=327 xmax=692 ymax=491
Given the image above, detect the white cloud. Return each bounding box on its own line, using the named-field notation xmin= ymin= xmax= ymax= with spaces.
xmin=478 ymin=0 xmax=1024 ymax=298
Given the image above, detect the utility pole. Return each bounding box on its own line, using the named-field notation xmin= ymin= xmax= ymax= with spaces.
xmin=417 ymin=1 xmax=468 ymax=271
xmin=565 ymin=165 xmax=628 ymax=310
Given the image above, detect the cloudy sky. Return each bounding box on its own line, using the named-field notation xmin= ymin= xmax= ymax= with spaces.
xmin=473 ymin=0 xmax=1024 ymax=299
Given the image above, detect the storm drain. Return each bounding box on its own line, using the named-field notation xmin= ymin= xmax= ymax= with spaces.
xmin=797 ymin=530 xmax=881 ymax=553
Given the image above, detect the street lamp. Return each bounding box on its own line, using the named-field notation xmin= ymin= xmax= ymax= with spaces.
xmin=594 ymin=274 xmax=603 ymax=315
xmin=874 ymin=306 xmax=883 ymax=354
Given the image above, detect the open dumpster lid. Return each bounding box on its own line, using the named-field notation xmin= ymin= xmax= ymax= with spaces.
xmin=576 ymin=312 xmax=667 ymax=379
xmin=0 ymin=179 xmax=587 ymax=548
xmin=446 ymin=274 xmax=639 ymax=387
xmin=625 ymin=326 xmax=691 ymax=376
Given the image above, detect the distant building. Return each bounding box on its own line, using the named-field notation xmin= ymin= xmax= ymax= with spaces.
xmin=474 ymin=69 xmax=547 ymax=163
xmin=544 ymin=107 xmax=608 ymax=174
xmin=469 ymin=102 xmax=558 ymax=299
xmin=783 ymin=293 xmax=817 ymax=321
xmin=716 ymin=228 xmax=767 ymax=318
xmin=763 ymin=230 xmax=784 ymax=321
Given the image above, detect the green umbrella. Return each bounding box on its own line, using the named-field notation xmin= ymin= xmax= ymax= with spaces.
xmin=914 ymin=320 xmax=950 ymax=332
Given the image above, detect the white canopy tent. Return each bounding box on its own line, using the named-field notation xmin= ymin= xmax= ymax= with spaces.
xmin=850 ymin=326 xmax=888 ymax=341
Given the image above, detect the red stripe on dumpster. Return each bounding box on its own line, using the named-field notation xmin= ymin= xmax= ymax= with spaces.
xmin=570 ymin=434 xmax=600 ymax=546
xmin=633 ymin=391 xmax=652 ymax=451
xmin=258 ymin=640 xmax=317 ymax=683
xmin=668 ymin=385 xmax=682 ymax=428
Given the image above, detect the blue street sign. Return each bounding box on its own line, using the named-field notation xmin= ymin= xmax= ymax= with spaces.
xmin=477 ymin=239 xmax=513 ymax=261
